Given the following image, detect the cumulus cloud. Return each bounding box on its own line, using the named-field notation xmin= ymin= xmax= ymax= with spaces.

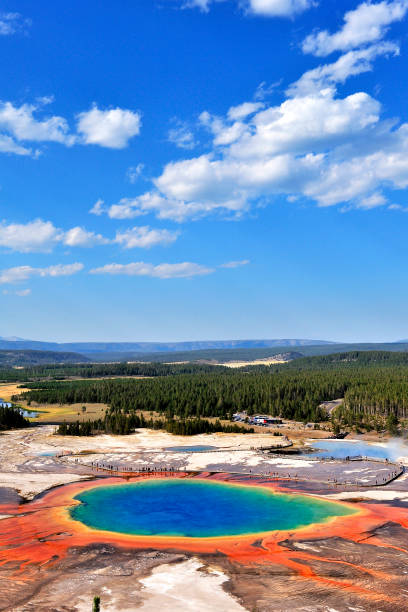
xmin=302 ymin=0 xmax=408 ymax=57
xmin=245 ymin=0 xmax=316 ymax=17
xmin=182 ymin=0 xmax=315 ymax=17
xmin=0 ymin=134 xmax=32 ymax=155
xmin=126 ymin=164 xmax=144 ymax=183
xmin=288 ymin=41 xmax=399 ymax=95
xmin=99 ymin=80 xmax=408 ymax=218
xmin=168 ymin=120 xmax=197 ymax=149
xmin=63 ymin=226 xmax=109 ymax=247
xmin=0 ymin=101 xmax=74 ymax=155
xmin=0 ymin=12 xmax=31 ymax=35
xmin=0 ymin=218 xmax=180 ymax=252
xmin=254 ymin=80 xmax=282 ymax=100
xmin=182 ymin=0 xmax=212 ymax=10
xmin=199 ymin=110 xmax=249 ymax=146
xmin=0 ymin=263 xmax=83 ymax=285
xmin=220 ymin=259 xmax=250 ymax=268
xmin=0 ymin=219 xmax=63 ymax=252
xmin=89 ymin=199 xmax=106 ymax=216
xmin=90 ymin=261 xmax=213 ymax=279
xmin=76 ymin=105 xmax=142 ymax=149
xmin=0 ymin=219 xmax=108 ymax=252
xmin=2 ymin=288 xmax=31 ymax=297
xmin=104 ymin=191 xmax=219 ymax=222
xmin=357 ymin=192 xmax=387 ymax=209
xmin=114 ymin=226 xmax=180 ymax=249
xmin=0 ymin=99 xmax=142 ymax=156
xmin=227 ymin=102 xmax=264 ymax=121
xmin=94 ymin=1 xmax=408 ymax=219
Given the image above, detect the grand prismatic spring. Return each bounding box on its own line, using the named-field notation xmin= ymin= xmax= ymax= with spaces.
xmin=70 ymin=479 xmax=356 ymax=538
xmin=2 ymin=471 xmax=408 ymax=610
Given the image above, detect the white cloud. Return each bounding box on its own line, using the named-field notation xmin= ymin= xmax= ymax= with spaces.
xmin=63 ymin=226 xmax=109 ymax=247
xmin=387 ymin=202 xmax=408 ymax=211
xmin=90 ymin=261 xmax=213 ymax=279
xmin=0 ymin=134 xmax=32 ymax=155
xmin=94 ymin=7 xmax=408 ymax=220
xmin=245 ymin=0 xmax=316 ymax=17
xmin=254 ymin=80 xmax=282 ymax=100
xmin=116 ymin=83 xmax=408 ymax=216
xmin=76 ymin=105 xmax=141 ymax=149
xmin=182 ymin=0 xmax=315 ymax=17
xmin=127 ymin=164 xmax=144 ymax=183
xmin=356 ymin=192 xmax=387 ymax=209
xmin=0 ymin=12 xmax=31 ymax=35
xmin=227 ymin=102 xmax=264 ymax=121
xmin=105 ymin=191 xmax=218 ymax=222
xmin=114 ymin=226 xmax=180 ymax=249
xmin=220 ymin=259 xmax=250 ymax=268
xmin=182 ymin=0 xmax=212 ymax=11
xmin=0 ymin=263 xmax=83 ymax=285
xmin=168 ymin=120 xmax=197 ymax=149
xmin=0 ymin=101 xmax=73 ymax=145
xmin=2 ymin=288 xmax=31 ymax=297
xmin=199 ymin=110 xmax=248 ymax=146
xmin=0 ymin=219 xmax=63 ymax=252
xmin=302 ymin=0 xmax=408 ymax=57
xmin=0 ymin=219 xmax=110 ymax=252
xmin=0 ymin=101 xmax=74 ymax=154
xmin=0 ymin=99 xmax=143 ymax=156
xmin=89 ymin=199 xmax=106 ymax=216
xmin=288 ymin=42 xmax=399 ymax=95
xmin=0 ymin=218 xmax=180 ymax=252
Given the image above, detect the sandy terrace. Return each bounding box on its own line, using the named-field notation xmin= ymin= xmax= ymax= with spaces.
xmin=1 ymin=425 xmax=407 ymax=500
xmin=0 ymin=472 xmax=90 ymax=501
xmin=0 ymin=426 xmax=291 ymax=498
xmin=220 ymin=358 xmax=288 ymax=368
xmin=60 ymin=448 xmax=399 ymax=490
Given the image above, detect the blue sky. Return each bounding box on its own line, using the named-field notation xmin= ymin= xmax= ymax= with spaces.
xmin=1 ymin=0 xmax=408 ymax=342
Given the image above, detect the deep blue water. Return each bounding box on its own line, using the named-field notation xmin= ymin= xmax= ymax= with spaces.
xmin=70 ymin=479 xmax=354 ymax=538
xmin=308 ymin=439 xmax=398 ymax=459
xmin=165 ymin=445 xmax=216 ymax=452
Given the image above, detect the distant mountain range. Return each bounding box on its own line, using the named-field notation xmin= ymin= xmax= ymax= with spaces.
xmin=1 ymin=338 xmax=408 ymax=367
xmin=0 ymin=337 xmax=334 ymax=354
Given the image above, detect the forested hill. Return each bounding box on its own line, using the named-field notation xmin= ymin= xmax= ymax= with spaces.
xmin=80 ymin=342 xmax=408 ymax=362
xmin=0 ymin=361 xmax=228 ymax=382
xmin=83 ymin=347 xmax=305 ymax=363
xmin=3 ymin=349 xmax=408 ymax=383
xmin=0 ymin=350 xmax=90 ymax=368
xmin=268 ymin=351 xmax=408 ymax=372
xmin=15 ymin=357 xmax=408 ymax=423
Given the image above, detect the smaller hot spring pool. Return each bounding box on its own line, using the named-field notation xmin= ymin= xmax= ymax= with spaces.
xmin=307 ymin=439 xmax=402 ymax=460
xmin=165 ymin=445 xmax=216 ymax=453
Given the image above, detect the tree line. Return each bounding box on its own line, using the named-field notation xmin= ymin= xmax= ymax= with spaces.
xmin=0 ymin=360 xmax=227 ymax=382
xmin=0 ymin=406 xmax=30 ymax=430
xmin=16 ymin=370 xmax=342 ymax=422
xmin=57 ymin=413 xmax=254 ymax=436
xmin=16 ymin=361 xmax=408 ymax=424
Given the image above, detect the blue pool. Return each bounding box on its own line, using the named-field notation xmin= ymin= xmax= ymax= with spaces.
xmin=70 ymin=479 xmax=355 ymax=538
